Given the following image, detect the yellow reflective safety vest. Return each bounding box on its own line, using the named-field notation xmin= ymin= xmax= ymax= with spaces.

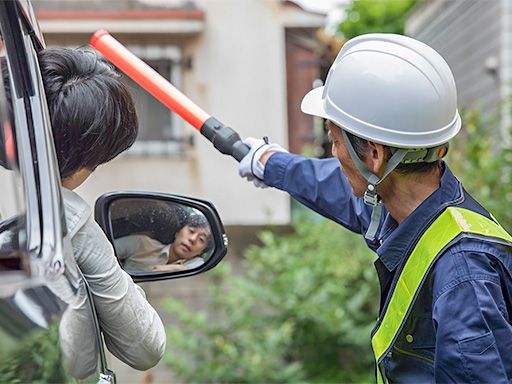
xmin=371 ymin=207 xmax=512 ymax=384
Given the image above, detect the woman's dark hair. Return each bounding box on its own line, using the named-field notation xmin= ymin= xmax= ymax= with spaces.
xmin=39 ymin=47 xmax=138 ymax=178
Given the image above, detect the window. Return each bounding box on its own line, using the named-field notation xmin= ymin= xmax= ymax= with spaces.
xmin=0 ymin=32 xmax=27 ymax=270
xmin=121 ymin=45 xmax=186 ymax=155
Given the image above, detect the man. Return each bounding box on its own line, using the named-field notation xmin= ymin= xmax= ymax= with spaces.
xmin=39 ymin=47 xmax=166 ymax=377
xmin=115 ymin=212 xmax=212 ymax=272
xmin=240 ymin=34 xmax=512 ymax=382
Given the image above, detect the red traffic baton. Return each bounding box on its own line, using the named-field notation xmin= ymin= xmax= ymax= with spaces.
xmin=90 ymin=29 xmax=249 ymax=162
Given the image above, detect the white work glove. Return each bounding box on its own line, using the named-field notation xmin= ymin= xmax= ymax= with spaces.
xmin=239 ymin=137 xmax=287 ymax=188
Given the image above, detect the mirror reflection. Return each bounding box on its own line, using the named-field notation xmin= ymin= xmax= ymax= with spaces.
xmin=110 ymin=198 xmax=214 ymax=273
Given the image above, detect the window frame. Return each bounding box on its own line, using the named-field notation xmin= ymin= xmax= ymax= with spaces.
xmin=0 ymin=1 xmax=67 ymax=273
xmin=124 ymin=44 xmax=187 ymax=156
xmin=0 ymin=1 xmax=111 ymax=379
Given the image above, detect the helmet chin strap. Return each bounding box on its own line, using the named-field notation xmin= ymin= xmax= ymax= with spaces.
xmin=341 ymin=130 xmax=408 ymax=241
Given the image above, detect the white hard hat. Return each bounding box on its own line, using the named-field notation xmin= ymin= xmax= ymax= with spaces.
xmin=301 ymin=33 xmax=461 ymax=148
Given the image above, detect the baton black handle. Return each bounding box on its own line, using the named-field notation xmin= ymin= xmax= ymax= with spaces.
xmin=200 ymin=117 xmax=250 ymax=162
xmin=91 ymin=30 xmax=250 ymax=163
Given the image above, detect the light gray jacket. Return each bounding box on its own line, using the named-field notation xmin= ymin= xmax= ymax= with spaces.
xmin=60 ymin=188 xmax=166 ymax=378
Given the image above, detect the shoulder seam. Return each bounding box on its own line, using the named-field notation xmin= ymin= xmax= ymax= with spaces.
xmin=433 ymin=274 xmax=501 ymax=304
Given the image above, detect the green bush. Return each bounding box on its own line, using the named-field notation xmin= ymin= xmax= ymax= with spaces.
xmin=163 ymin=217 xmax=379 ymax=383
xmin=447 ymin=109 xmax=512 ymax=231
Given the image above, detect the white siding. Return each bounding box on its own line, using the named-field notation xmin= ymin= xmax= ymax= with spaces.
xmin=407 ymin=0 xmax=502 ymax=121
xmin=501 ymin=0 xmax=512 ymax=141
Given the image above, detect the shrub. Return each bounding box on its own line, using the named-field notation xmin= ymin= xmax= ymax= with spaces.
xmin=163 ymin=217 xmax=379 ymax=383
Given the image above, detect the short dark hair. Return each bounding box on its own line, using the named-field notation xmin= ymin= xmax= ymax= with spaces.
xmin=183 ymin=213 xmax=209 ymax=229
xmin=182 ymin=213 xmax=213 ymax=251
xmin=343 ymin=129 xmax=439 ymax=176
xmin=39 ymin=47 xmax=138 ymax=178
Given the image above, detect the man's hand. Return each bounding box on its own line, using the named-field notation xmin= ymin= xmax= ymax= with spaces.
xmin=238 ymin=137 xmax=287 ymax=188
xmin=152 ymin=264 xmax=186 ymax=272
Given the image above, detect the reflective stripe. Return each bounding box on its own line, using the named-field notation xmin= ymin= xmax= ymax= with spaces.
xmin=372 ymin=207 xmax=512 ymax=383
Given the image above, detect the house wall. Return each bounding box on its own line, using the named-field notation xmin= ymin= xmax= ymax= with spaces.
xmin=406 ymin=0 xmax=502 ymax=122
xmin=38 ymin=1 xmax=323 ymax=225
xmin=184 ymin=0 xmax=291 ymax=225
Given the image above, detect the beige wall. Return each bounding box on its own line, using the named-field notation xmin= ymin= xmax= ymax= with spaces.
xmin=186 ymin=0 xmax=290 ymax=225
xmin=42 ymin=1 xmax=324 ymax=225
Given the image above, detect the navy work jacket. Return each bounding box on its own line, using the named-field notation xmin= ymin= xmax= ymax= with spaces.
xmin=264 ymin=152 xmax=512 ymax=383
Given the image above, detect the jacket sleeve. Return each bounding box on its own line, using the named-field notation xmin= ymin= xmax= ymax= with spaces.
xmin=112 ymin=236 xmax=132 ymax=260
xmin=264 ymin=152 xmax=372 ymax=235
xmin=432 ymin=250 xmax=511 ymax=382
xmin=72 ymin=216 xmax=166 ymax=371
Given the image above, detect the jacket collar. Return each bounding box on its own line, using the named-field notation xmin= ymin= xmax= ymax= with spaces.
xmin=62 ymin=187 xmax=92 ymax=238
xmin=376 ymin=162 xmax=462 ymax=272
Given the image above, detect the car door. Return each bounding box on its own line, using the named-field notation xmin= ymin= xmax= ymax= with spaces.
xmin=0 ymin=1 xmax=109 ymax=382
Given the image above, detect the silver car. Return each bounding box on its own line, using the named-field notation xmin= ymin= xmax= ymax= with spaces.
xmin=0 ymin=1 xmax=228 ymax=382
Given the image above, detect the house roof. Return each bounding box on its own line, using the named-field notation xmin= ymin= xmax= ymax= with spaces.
xmin=33 ymin=0 xmax=324 ymax=35
xmin=282 ymin=0 xmax=326 ymax=16
xmin=36 ymin=9 xmax=204 ymax=20
xmin=33 ymin=0 xmax=205 ymax=34
xmin=34 ymin=0 xmax=199 ymax=11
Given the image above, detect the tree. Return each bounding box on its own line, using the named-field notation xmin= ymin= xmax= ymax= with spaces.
xmin=338 ymin=0 xmax=417 ymax=39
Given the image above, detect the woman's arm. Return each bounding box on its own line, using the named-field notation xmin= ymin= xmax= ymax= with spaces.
xmin=72 ymin=217 xmax=166 ymax=370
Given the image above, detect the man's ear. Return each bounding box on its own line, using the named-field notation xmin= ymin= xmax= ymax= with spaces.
xmin=366 ymin=141 xmax=388 ymax=176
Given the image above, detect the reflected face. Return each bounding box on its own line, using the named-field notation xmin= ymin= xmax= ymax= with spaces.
xmin=327 ymin=121 xmax=368 ymax=197
xmin=171 ymin=225 xmax=209 ymax=260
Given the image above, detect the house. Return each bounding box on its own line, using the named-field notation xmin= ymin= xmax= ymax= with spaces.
xmin=406 ymin=0 xmax=511 ymax=139
xmin=35 ymin=0 xmax=326 ymax=226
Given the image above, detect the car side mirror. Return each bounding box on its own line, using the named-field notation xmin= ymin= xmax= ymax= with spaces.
xmin=94 ymin=192 xmax=228 ymax=282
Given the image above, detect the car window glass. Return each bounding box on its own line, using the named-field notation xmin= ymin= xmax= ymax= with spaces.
xmin=0 ymin=31 xmax=28 ymax=270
